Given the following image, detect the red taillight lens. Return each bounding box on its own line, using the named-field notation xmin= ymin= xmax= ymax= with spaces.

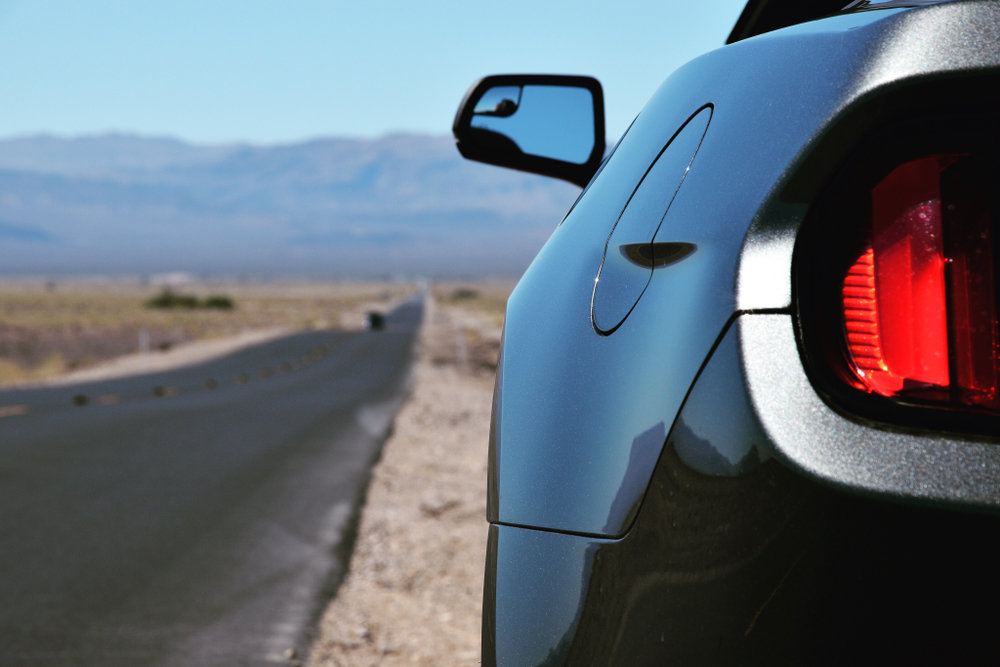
xmin=842 ymin=155 xmax=1000 ymax=412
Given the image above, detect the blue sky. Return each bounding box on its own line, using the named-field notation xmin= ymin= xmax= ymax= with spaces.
xmin=0 ymin=0 xmax=746 ymax=145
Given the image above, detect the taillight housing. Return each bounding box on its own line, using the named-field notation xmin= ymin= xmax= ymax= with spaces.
xmin=795 ymin=79 xmax=1000 ymax=436
xmin=840 ymin=154 xmax=999 ymax=413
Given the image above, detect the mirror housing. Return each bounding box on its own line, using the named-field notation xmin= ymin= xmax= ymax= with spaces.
xmin=453 ymin=74 xmax=605 ymax=188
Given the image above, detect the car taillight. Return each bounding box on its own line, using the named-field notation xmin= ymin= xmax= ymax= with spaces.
xmin=841 ymin=155 xmax=1000 ymax=413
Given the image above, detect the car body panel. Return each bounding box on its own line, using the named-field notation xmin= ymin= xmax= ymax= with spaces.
xmin=471 ymin=1 xmax=1000 ymax=664
xmin=742 ymin=314 xmax=1000 ymax=505
xmin=591 ymin=106 xmax=712 ymax=334
xmin=485 ymin=316 xmax=1000 ymax=666
xmin=492 ymin=1 xmax=1000 ymax=539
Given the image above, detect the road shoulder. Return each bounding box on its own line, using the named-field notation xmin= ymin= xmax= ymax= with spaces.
xmin=306 ymin=298 xmax=495 ymax=667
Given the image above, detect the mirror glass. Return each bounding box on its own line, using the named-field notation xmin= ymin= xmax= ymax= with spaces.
xmin=470 ymin=85 xmax=595 ymax=165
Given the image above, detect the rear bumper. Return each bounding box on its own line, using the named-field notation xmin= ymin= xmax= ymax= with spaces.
xmin=484 ymin=452 xmax=1000 ymax=666
xmin=484 ymin=313 xmax=1000 ymax=666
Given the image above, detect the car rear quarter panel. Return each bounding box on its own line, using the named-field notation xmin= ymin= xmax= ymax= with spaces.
xmin=495 ymin=2 xmax=1000 ymax=538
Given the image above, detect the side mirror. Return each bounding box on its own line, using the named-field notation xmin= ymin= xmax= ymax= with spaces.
xmin=452 ymin=74 xmax=605 ymax=188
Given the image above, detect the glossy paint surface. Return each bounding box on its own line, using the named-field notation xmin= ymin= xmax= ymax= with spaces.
xmin=485 ymin=320 xmax=1000 ymax=666
xmin=494 ymin=5 xmax=931 ymax=537
xmin=485 ymin=445 xmax=1000 ymax=666
xmin=591 ymin=106 xmax=711 ymax=333
xmin=482 ymin=2 xmax=1000 ymax=665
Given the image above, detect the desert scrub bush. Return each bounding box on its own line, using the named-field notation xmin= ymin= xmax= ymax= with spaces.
xmin=449 ymin=288 xmax=480 ymax=301
xmin=201 ymin=295 xmax=234 ymax=310
xmin=146 ymin=290 xmax=235 ymax=310
xmin=146 ymin=290 xmax=198 ymax=309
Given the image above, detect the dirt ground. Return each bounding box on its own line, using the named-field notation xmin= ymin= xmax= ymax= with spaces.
xmin=306 ymin=287 xmax=509 ymax=667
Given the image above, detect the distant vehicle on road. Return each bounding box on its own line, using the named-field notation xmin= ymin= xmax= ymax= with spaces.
xmin=453 ymin=0 xmax=1000 ymax=663
xmin=365 ymin=311 xmax=386 ymax=330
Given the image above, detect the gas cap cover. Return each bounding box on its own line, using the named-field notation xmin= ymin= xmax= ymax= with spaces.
xmin=592 ymin=106 xmax=712 ymax=334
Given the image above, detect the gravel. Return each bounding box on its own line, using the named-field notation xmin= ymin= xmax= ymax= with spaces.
xmin=306 ymin=297 xmax=499 ymax=667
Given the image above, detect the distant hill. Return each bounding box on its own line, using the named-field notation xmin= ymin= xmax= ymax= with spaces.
xmin=0 ymin=133 xmax=580 ymax=277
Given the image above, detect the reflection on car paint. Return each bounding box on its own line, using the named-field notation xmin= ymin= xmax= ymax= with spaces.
xmin=603 ymin=421 xmax=666 ymax=533
xmin=671 ymin=326 xmax=770 ymax=477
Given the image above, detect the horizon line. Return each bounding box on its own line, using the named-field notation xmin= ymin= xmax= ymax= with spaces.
xmin=0 ymin=129 xmax=455 ymax=148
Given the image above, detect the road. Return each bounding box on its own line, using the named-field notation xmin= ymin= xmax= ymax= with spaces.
xmin=0 ymin=298 xmax=423 ymax=666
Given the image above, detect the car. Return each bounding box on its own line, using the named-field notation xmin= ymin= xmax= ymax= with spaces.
xmin=451 ymin=0 xmax=1000 ymax=664
xmin=365 ymin=310 xmax=386 ymax=330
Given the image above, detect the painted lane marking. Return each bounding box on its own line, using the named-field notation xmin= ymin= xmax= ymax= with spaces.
xmin=0 ymin=404 xmax=28 ymax=418
xmin=6 ymin=337 xmax=348 ymax=416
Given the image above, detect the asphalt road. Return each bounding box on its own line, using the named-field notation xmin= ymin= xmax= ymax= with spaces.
xmin=0 ymin=297 xmax=423 ymax=666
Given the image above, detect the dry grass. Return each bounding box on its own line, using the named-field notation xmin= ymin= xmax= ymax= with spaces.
xmin=0 ymin=280 xmax=414 ymax=332
xmin=0 ymin=279 xmax=416 ymax=386
xmin=432 ymin=282 xmax=514 ymax=329
xmin=0 ymin=354 xmax=66 ymax=386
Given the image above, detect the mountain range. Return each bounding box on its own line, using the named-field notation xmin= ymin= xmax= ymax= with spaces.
xmin=0 ymin=133 xmax=580 ymax=277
